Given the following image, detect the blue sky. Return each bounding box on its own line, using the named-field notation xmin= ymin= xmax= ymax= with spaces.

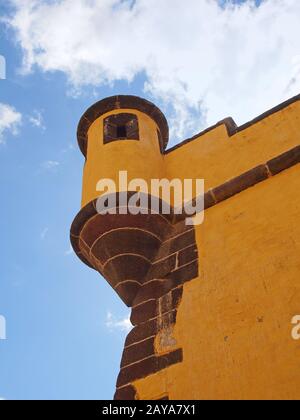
xmin=0 ymin=3 xmax=135 ymax=401
xmin=0 ymin=0 xmax=299 ymax=400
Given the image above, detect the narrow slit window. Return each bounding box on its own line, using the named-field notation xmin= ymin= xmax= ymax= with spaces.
xmin=104 ymin=113 xmax=139 ymax=144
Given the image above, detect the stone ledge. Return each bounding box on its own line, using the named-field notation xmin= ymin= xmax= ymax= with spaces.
xmin=114 ymin=384 xmax=138 ymax=401
xmin=121 ymin=337 xmax=156 ymax=369
xmin=116 ymin=349 xmax=183 ymax=388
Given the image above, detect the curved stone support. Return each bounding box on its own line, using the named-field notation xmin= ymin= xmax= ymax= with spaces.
xmin=70 ymin=192 xmax=193 ymax=306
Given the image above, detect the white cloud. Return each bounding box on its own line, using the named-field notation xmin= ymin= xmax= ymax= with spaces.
xmin=105 ymin=311 xmax=132 ymax=332
xmin=0 ymin=103 xmax=22 ymax=144
xmin=5 ymin=0 xmax=300 ymax=143
xmin=0 ymin=54 xmax=6 ymax=79
xmin=60 ymin=143 xmax=75 ymax=154
xmin=41 ymin=160 xmax=60 ymax=170
xmin=29 ymin=110 xmax=45 ymax=130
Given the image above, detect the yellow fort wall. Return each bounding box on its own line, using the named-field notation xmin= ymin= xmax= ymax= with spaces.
xmin=165 ymin=100 xmax=300 ymax=191
xmin=73 ymin=94 xmax=300 ymax=400
xmin=133 ymin=163 xmax=300 ymax=400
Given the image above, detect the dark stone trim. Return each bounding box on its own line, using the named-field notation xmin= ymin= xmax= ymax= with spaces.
xmin=91 ymin=229 xmax=161 ymax=265
xmin=111 ymin=217 xmax=197 ymax=398
xmin=267 ymin=145 xmax=300 ymax=176
xmin=147 ymin=255 xmax=177 ymax=280
xmin=114 ymin=384 xmax=138 ymax=401
xmin=155 ymin=230 xmax=196 ymax=260
xmin=131 ymin=300 xmax=158 ymax=326
xmin=169 ymin=261 xmax=198 ymax=288
xmin=212 ymin=164 xmax=269 ymax=203
xmin=166 ymin=94 xmax=300 ymax=154
xmin=79 ymin=191 xmax=175 ymax=223
xmin=178 ymin=245 xmax=198 ymax=267
xmin=158 ymin=288 xmax=183 ymax=315
xmin=115 ymin=281 xmax=141 ymax=307
xmin=121 ymin=337 xmax=156 ymax=368
xmin=70 ymin=192 xmax=197 ymax=307
xmin=70 ymin=237 xmax=95 ymax=270
xmin=124 ymin=312 xmax=177 ymax=348
xmin=172 ymin=144 xmax=300 ymax=224
xmin=77 ymin=95 xmax=169 ymax=156
xmin=210 ymin=145 xmax=300 ymax=203
xmin=204 ymin=190 xmax=217 ymax=210
xmin=133 ymin=279 xmax=175 ymax=306
xmin=103 ymin=254 xmax=151 ymax=286
xmin=70 ymin=192 xmax=176 ymax=278
xmin=116 ymin=349 xmax=183 ymax=388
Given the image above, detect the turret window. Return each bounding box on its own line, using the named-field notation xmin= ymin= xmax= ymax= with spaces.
xmin=117 ymin=125 xmax=127 ymax=138
xmin=103 ymin=113 xmax=139 ymax=144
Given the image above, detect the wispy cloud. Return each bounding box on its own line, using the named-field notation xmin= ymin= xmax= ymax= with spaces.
xmin=105 ymin=312 xmax=132 ymax=333
xmin=0 ymin=103 xmax=22 ymax=144
xmin=5 ymin=0 xmax=300 ymax=143
xmin=40 ymin=227 xmax=49 ymax=240
xmin=65 ymin=245 xmax=74 ymax=256
xmin=41 ymin=160 xmax=60 ymax=171
xmin=61 ymin=143 xmax=75 ymax=154
xmin=29 ymin=110 xmax=45 ymax=131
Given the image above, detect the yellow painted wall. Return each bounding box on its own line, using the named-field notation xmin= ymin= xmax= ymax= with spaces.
xmin=134 ymin=164 xmax=300 ymax=400
xmin=82 ymin=100 xmax=300 ymax=207
xmin=165 ymin=101 xmax=300 ymax=191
